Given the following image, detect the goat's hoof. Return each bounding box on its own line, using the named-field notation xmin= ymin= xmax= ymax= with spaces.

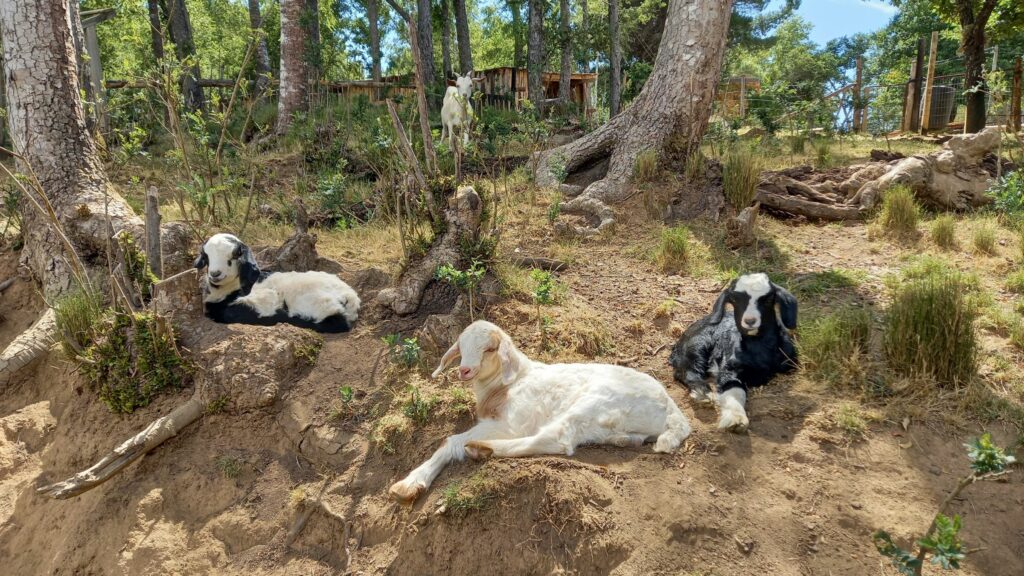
xmin=718 ymin=411 xmax=750 ymax=434
xmin=689 ymin=390 xmax=714 ymax=406
xmin=464 ymin=441 xmax=493 ymax=460
xmin=388 ymin=480 xmax=424 ymax=505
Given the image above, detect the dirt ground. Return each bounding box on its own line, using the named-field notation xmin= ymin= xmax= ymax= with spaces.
xmin=1 ymin=182 xmax=1023 ymax=575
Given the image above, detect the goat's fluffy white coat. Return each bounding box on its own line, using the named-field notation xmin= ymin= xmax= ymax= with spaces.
xmin=389 ymin=320 xmax=690 ymax=504
xmin=237 ymin=271 xmax=360 ymax=324
xmin=440 ymin=73 xmax=478 ymax=149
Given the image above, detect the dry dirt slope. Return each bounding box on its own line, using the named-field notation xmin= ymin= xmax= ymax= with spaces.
xmin=1 ymin=207 xmax=1023 ymax=575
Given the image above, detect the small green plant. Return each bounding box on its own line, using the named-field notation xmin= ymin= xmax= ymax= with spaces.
xmin=402 ymin=386 xmax=438 ymax=426
xmin=721 ymin=147 xmax=761 ymax=210
xmin=547 ymin=192 xmax=562 ymax=223
xmin=656 ymin=226 xmax=690 ymax=274
xmin=445 ymin=386 xmax=475 ymax=416
xmin=216 ymin=456 xmax=243 ymax=479
xmin=1006 ymin=270 xmax=1024 ymax=294
xmin=53 ymin=286 xmax=104 ymax=358
xmin=878 ymin=186 xmax=920 ymax=238
xmin=548 ymin=153 xmax=568 ymax=183
xmin=330 ymin=385 xmax=357 ymax=420
xmin=436 ymin=260 xmax=486 ymax=320
xmin=383 ymin=334 xmax=422 ymax=368
xmin=295 ymin=337 xmax=323 ymax=365
xmin=812 ymin=138 xmax=832 ymax=168
xmin=873 ymin=433 xmax=1016 ymax=576
xmin=531 ymin=269 xmax=557 ymax=348
xmin=834 ymin=403 xmax=870 ymax=439
xmin=205 ymin=395 xmax=230 ymax=415
xmin=800 ymin=307 xmax=872 ymax=387
xmin=633 ymin=149 xmax=659 ymax=183
xmin=972 ymin=219 xmax=997 ymax=255
xmin=988 ymin=170 xmax=1024 ymax=222
xmin=930 ymin=214 xmax=957 ymax=249
xmin=440 ymin=472 xmax=496 ymax=516
xmin=884 ymin=269 xmax=977 ymax=387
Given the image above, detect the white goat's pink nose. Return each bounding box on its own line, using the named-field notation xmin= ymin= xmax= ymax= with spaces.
xmin=459 ymin=367 xmax=472 ymax=379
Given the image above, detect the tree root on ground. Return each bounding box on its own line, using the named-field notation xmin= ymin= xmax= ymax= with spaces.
xmin=0 ymin=308 xmax=56 ymax=385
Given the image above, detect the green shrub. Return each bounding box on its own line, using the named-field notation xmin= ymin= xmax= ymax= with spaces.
xmin=633 ymin=149 xmax=659 ymax=183
xmin=884 ymin=271 xmax=977 ymax=387
xmin=878 ymin=186 xmax=920 ymax=237
xmin=972 ymin=219 xmax=997 ymax=255
xmin=402 ymin=386 xmax=438 ymax=425
xmin=383 ymin=334 xmax=422 ymax=368
xmin=988 ymin=170 xmax=1024 ymax=220
xmin=81 ymin=311 xmax=188 ymax=413
xmin=547 ymin=192 xmax=562 ymax=223
xmin=657 ymin=226 xmax=690 ymax=273
xmin=800 ymin=307 xmax=873 ymax=386
xmin=1006 ymin=270 xmax=1024 ymax=294
xmin=722 ymin=147 xmax=761 ymax=210
xmin=53 ymin=287 xmax=104 ymax=358
xmin=930 ymin=214 xmax=957 ymax=249
xmin=813 ymin=138 xmax=832 ymax=168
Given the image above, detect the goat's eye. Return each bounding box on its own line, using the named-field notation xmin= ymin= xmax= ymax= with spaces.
xmin=228 ymin=259 xmax=234 ymax=265
xmin=485 ymin=346 xmax=497 ymax=352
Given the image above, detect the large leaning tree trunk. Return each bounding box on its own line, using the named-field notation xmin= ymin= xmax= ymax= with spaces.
xmin=511 ymin=0 xmax=524 ymax=68
xmin=536 ymin=0 xmax=733 ymax=234
xmin=166 ymin=0 xmax=205 ymax=112
xmin=558 ymin=0 xmax=572 ymax=107
xmin=304 ymin=0 xmax=322 ymax=83
xmin=247 ymin=0 xmax=273 ymax=95
xmin=453 ymin=0 xmax=473 ymax=74
xmin=608 ymin=0 xmax=621 ymax=116
xmin=276 ymin=0 xmax=311 ymax=134
xmin=440 ymin=0 xmax=453 ymax=78
xmin=527 ymin=0 xmax=546 ymax=109
xmin=958 ymin=0 xmax=998 ymax=133
xmin=416 ymin=0 xmax=436 ymax=91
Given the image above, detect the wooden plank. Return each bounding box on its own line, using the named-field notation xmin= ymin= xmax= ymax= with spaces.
xmin=920 ymin=31 xmax=939 ymax=134
xmin=903 ymin=59 xmax=919 ymax=132
xmin=144 ymin=187 xmax=163 ymax=279
xmin=909 ymin=37 xmax=926 ymax=131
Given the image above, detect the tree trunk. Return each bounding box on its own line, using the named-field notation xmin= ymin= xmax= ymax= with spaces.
xmin=305 ymin=0 xmax=321 ymax=84
xmin=67 ymin=1 xmax=97 ymax=135
xmin=558 ymin=0 xmax=572 ymax=106
xmin=454 ymin=0 xmax=473 ymax=74
xmin=276 ymin=0 xmax=310 ymax=134
xmin=441 ymin=0 xmax=452 ymax=78
xmin=608 ymin=0 xmax=621 ymax=116
xmin=535 ymin=0 xmax=733 ymax=234
xmin=147 ymin=0 xmax=165 ymax=61
xmin=958 ymin=0 xmax=997 ymax=133
xmin=165 ymin=0 xmax=205 ymax=112
xmin=527 ymin=0 xmax=545 ymax=110
xmin=368 ymin=0 xmax=381 ymax=81
xmin=416 ymin=0 xmax=436 ymax=91
xmin=511 ymin=0 xmax=524 ymax=68
xmin=247 ymin=0 xmax=272 ymax=95
xmin=580 ymin=0 xmax=589 ymax=72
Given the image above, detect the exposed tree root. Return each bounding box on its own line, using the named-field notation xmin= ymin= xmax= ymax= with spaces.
xmin=0 ymin=308 xmax=56 ymax=385
xmin=37 ymin=394 xmax=205 ymax=499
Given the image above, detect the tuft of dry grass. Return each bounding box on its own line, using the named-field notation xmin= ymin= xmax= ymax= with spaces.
xmin=1006 ymin=269 xmax=1024 ymax=294
xmin=653 ymin=299 xmax=677 ymax=320
xmin=633 ymin=149 xmax=659 ymax=183
xmin=930 ymin=214 xmax=957 ymax=249
xmin=972 ymin=218 xmax=998 ymax=255
xmin=877 ymin=185 xmax=920 ymax=238
xmin=800 ymin=307 xmax=873 ymax=390
xmin=548 ymin=305 xmax=613 ymax=358
xmin=371 ymin=413 xmax=412 ymax=454
xmin=440 ymin=471 xmax=499 ymax=517
xmin=656 ymin=226 xmax=690 ymax=274
xmin=722 ymin=147 xmax=761 ymax=210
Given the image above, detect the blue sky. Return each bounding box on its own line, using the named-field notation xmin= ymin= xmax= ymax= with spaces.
xmin=770 ymin=0 xmax=899 ymax=45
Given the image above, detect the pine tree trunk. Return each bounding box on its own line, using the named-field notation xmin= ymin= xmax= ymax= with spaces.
xmin=248 ymin=0 xmax=272 ymax=95
xmin=147 ymin=0 xmax=165 ymax=61
xmin=166 ymin=0 xmax=205 ymax=111
xmin=67 ymin=2 xmax=97 ymax=135
xmin=305 ymin=0 xmax=321 ymax=84
xmin=416 ymin=0 xmax=436 ymax=91
xmin=276 ymin=0 xmax=310 ymax=134
xmin=958 ymin=1 xmax=997 ymax=134
xmin=441 ymin=0 xmax=453 ymax=79
xmin=558 ymin=0 xmax=572 ymax=106
xmin=536 ymin=0 xmax=733 ymax=234
xmin=368 ymin=0 xmax=381 ymax=81
xmin=454 ymin=0 xmax=473 ymax=74
xmin=527 ymin=0 xmax=545 ymax=110
xmin=511 ymin=0 xmax=524 ymax=68
xmin=608 ymin=0 xmax=621 ymax=116
xmin=580 ymin=0 xmax=589 ymax=72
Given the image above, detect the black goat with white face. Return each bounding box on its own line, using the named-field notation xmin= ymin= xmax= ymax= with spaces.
xmin=668 ymin=273 xmax=798 ymax=432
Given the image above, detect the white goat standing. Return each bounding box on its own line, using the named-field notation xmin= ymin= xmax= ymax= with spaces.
xmin=440 ymin=71 xmax=479 ymax=149
xmin=388 ymin=320 xmax=691 ymax=504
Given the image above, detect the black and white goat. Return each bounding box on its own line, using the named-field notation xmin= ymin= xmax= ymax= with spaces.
xmin=194 ymin=233 xmax=360 ymax=333
xmin=668 ymin=273 xmax=797 ymax=432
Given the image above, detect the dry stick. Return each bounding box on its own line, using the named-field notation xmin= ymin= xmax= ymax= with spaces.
xmin=144 ymin=186 xmax=163 ymax=279
xmin=213 ymin=39 xmax=258 ymax=168
xmin=0 ymin=278 xmax=14 ymax=293
xmin=404 ymin=18 xmax=438 ymax=178
xmin=388 ymin=100 xmax=427 ymax=189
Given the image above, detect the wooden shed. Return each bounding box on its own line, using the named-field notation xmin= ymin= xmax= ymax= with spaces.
xmin=471 ymin=67 xmax=598 ymax=115
xmin=716 ymin=76 xmax=761 ymax=118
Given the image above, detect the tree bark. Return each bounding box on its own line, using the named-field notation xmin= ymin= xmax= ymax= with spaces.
xmin=165 ymin=0 xmax=205 ymax=111
xmin=535 ymin=0 xmax=733 ymax=234
xmin=958 ymin=0 xmax=998 ymax=133
xmin=440 ymin=0 xmax=453 ymax=78
xmin=147 ymin=0 xmax=165 ymax=61
xmin=454 ymin=0 xmax=473 ymax=74
xmin=276 ymin=0 xmax=310 ymax=134
xmin=305 ymin=0 xmax=321 ymax=83
xmin=67 ymin=1 xmax=98 ymax=135
xmin=416 ymin=0 xmax=436 ymax=91
xmin=368 ymin=0 xmax=381 ymax=81
xmin=580 ymin=0 xmax=589 ymax=72
xmin=511 ymin=0 xmax=524 ymax=68
xmin=247 ymin=0 xmax=272 ymax=95
xmin=527 ymin=0 xmax=545 ymax=110
xmin=558 ymin=0 xmax=572 ymax=106
xmin=608 ymin=0 xmax=621 ymax=116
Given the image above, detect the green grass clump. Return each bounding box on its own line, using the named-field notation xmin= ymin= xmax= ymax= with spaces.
xmin=972 ymin=219 xmax=998 ymax=255
xmin=877 ymin=186 xmax=920 ymax=238
xmin=1006 ymin=270 xmax=1024 ymax=294
xmin=722 ymin=147 xmax=761 ymax=210
xmin=683 ymin=149 xmax=706 ymax=182
xmin=812 ymin=138 xmax=832 ymax=168
xmin=800 ymin=307 xmax=873 ymax=386
xmin=633 ymin=149 xmax=659 ymax=183
xmin=53 ymin=286 xmax=104 ymax=358
xmin=402 ymin=386 xmax=438 ymax=426
xmin=657 ymin=226 xmax=690 ymax=273
xmin=440 ymin=472 xmax=497 ymax=516
xmin=81 ymin=311 xmax=188 ymax=413
xmin=791 ymin=269 xmax=866 ymax=297
xmin=930 ymin=215 xmax=957 ymax=249
xmin=884 ymin=270 xmax=978 ymax=387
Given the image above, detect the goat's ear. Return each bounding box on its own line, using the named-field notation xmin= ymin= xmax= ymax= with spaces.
xmin=497 ymin=333 xmax=520 ymax=385
xmin=432 ymin=342 xmax=461 ymax=378
xmin=193 ymin=248 xmax=208 ymax=270
xmin=236 ymin=243 xmax=262 ymax=288
xmin=773 ymin=284 xmax=798 ymax=330
xmin=708 ymin=287 xmax=731 ymax=323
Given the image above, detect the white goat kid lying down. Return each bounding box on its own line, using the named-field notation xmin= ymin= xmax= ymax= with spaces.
xmin=388 ymin=320 xmax=691 ymax=504
xmin=439 ymin=72 xmax=480 ymax=149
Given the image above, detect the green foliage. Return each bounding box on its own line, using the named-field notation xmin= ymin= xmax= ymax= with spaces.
xmin=436 ymin=260 xmax=486 ymax=319
xmin=878 ymin=186 xmax=920 ymax=238
xmin=931 ymin=215 xmax=957 ymax=249
xmin=989 ymin=171 xmax=1024 ymax=221
xmin=402 ymin=386 xmax=438 ymax=426
xmin=81 ymin=312 xmax=188 ymax=414
xmin=548 ymin=153 xmax=568 ymax=184
xmin=917 ymin=514 xmax=965 ymax=571
xmin=683 ymin=150 xmax=706 ymax=182
xmin=657 ymin=226 xmax=691 ymax=274
xmin=873 ymin=531 xmax=922 ymax=576
xmin=884 ymin=268 xmax=977 ymax=387
xmin=1006 ymin=270 xmax=1024 ymax=294
xmin=383 ymin=334 xmax=422 ymax=368
xmin=812 ymin=138 xmax=832 ymax=169
xmin=119 ymin=234 xmax=159 ymax=299
xmin=800 ymin=307 xmax=873 ymax=386
xmin=547 ymin=193 xmax=562 ymax=223
xmin=722 ymin=147 xmax=761 ymax=210
xmin=53 ymin=287 xmax=104 ymax=358
xmin=205 ymin=396 xmax=230 ymax=415
xmin=530 ymin=269 xmax=556 ymax=306
xmin=295 ymin=338 xmax=323 ymax=366
xmin=216 ymin=456 xmax=243 ymax=480
xmin=965 ymin=433 xmax=1017 ymax=474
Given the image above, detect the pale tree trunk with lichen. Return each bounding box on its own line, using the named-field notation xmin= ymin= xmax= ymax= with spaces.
xmin=536 ymin=0 xmax=733 ymax=234
xmin=276 ymin=0 xmax=310 ymax=134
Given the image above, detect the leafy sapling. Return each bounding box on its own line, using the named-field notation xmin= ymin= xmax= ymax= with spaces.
xmin=530 ymin=269 xmax=556 ymax=349
xmin=873 ymin=433 xmax=1017 ymax=576
xmin=435 ymin=260 xmax=486 ymax=320
xmin=382 ymin=333 xmax=422 ymax=368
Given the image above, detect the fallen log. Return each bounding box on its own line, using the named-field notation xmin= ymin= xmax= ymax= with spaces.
xmin=511 ymin=256 xmax=569 ymax=271
xmin=756 ymin=191 xmax=862 ymax=221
